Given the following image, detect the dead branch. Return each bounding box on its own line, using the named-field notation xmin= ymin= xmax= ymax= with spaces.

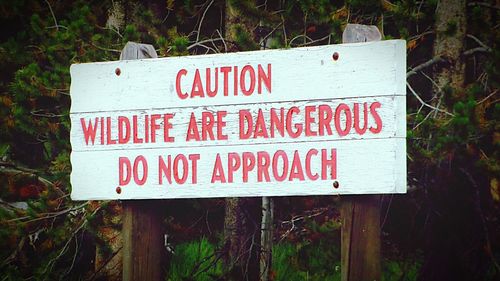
xmin=5 ymin=202 xmax=88 ymax=223
xmin=188 ymin=38 xmax=225 ymax=52
xmin=298 ymin=34 xmax=332 ymax=47
xmin=44 ymin=0 xmax=59 ymax=31
xmin=41 ymin=206 xmax=101 ymax=277
xmin=216 ymin=29 xmax=227 ymax=52
xmin=468 ymin=2 xmax=500 ymax=10
xmin=464 ymin=47 xmax=491 ymax=56
xmin=406 ymin=82 xmax=454 ymax=116
xmin=89 ymin=42 xmax=121 ymax=53
xmin=0 ymin=164 xmax=55 ymax=189
xmin=288 ymin=34 xmax=313 ymax=46
xmin=407 ymin=56 xmax=445 ymax=78
xmin=467 ymin=34 xmax=492 ymax=51
xmin=259 ymin=22 xmax=283 ymax=47
xmin=279 ymin=208 xmax=328 ymax=241
xmin=30 ymin=109 xmax=65 ymax=118
xmin=478 ymin=90 xmax=498 ymax=105
xmin=196 ymin=0 xmax=215 ymax=43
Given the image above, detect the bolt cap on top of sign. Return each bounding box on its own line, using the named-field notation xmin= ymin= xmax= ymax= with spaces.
xmin=69 ymin=38 xmax=406 ymax=200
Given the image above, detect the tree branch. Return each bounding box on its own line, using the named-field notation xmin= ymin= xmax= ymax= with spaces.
xmin=196 ymin=0 xmax=215 ymax=43
xmin=406 ymin=82 xmax=454 ymax=116
xmin=188 ymin=38 xmax=225 ymax=52
xmin=5 ymin=202 xmax=88 ymax=223
xmin=0 ymin=163 xmax=55 ymax=189
xmin=258 ymin=22 xmax=283 ymax=47
xmin=468 ymin=2 xmax=500 ymax=10
xmin=466 ymin=34 xmax=492 ymax=51
xmin=407 ymin=56 xmax=444 ymax=78
xmin=464 ymin=47 xmax=491 ymax=56
xmin=44 ymin=0 xmax=59 ymax=32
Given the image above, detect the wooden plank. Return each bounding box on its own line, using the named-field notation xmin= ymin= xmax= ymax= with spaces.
xmin=69 ymin=40 xmax=406 ymax=113
xmin=71 ymin=137 xmax=406 ymax=200
xmin=70 ymin=96 xmax=406 ymax=152
xmin=119 ymin=42 xmax=164 ymax=281
xmin=341 ymin=23 xmax=386 ymax=281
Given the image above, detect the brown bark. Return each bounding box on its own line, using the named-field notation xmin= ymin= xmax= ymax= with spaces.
xmin=341 ymin=195 xmax=381 ymax=281
xmin=122 ymin=200 xmax=164 ymax=281
xmin=433 ymin=0 xmax=467 ymax=93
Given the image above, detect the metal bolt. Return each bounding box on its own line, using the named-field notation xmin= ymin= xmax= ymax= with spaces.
xmin=115 ymin=67 xmax=121 ymax=76
xmin=116 ymin=186 xmax=122 ymax=194
xmin=333 ymin=181 xmax=339 ymax=188
xmin=332 ymin=52 xmax=339 ymax=61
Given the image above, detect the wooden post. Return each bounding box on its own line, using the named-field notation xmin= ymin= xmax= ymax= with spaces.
xmin=123 ymin=201 xmax=164 ymax=281
xmin=341 ymin=196 xmax=381 ymax=281
xmin=119 ymin=42 xmax=164 ymax=281
xmin=340 ymin=24 xmax=382 ymax=281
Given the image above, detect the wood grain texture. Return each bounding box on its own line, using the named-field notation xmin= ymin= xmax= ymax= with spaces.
xmin=123 ymin=200 xmax=164 ymax=281
xmin=340 ymin=23 xmax=384 ymax=281
xmin=341 ymin=195 xmax=381 ymax=281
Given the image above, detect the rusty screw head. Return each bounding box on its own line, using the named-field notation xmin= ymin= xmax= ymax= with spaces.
xmin=116 ymin=186 xmax=122 ymax=194
xmin=115 ymin=67 xmax=121 ymax=76
xmin=332 ymin=52 xmax=339 ymax=61
xmin=333 ymin=181 xmax=339 ymax=188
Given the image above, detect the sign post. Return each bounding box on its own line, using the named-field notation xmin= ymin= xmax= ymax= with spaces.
xmin=340 ymin=24 xmax=389 ymax=281
xmin=118 ymin=42 xmax=164 ymax=281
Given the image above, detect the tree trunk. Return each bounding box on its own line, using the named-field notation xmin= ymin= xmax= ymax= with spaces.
xmin=223 ymin=198 xmax=260 ymax=280
xmin=259 ymin=24 xmax=274 ymax=281
xmin=223 ymin=2 xmax=261 ymax=280
xmin=418 ymin=1 xmax=467 ymax=281
xmin=259 ymin=197 xmax=273 ymax=281
xmin=432 ymin=0 xmax=466 ymax=93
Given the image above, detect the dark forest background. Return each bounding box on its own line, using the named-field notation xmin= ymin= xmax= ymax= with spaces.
xmin=0 ymin=0 xmax=498 ymax=280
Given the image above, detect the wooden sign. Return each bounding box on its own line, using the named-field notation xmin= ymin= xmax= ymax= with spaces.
xmin=70 ymin=40 xmax=406 ymax=200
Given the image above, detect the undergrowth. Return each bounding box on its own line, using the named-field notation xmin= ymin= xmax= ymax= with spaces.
xmin=166 ymin=239 xmax=420 ymax=281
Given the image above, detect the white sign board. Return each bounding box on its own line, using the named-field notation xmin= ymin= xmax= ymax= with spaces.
xmin=70 ymin=40 xmax=406 ymax=200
